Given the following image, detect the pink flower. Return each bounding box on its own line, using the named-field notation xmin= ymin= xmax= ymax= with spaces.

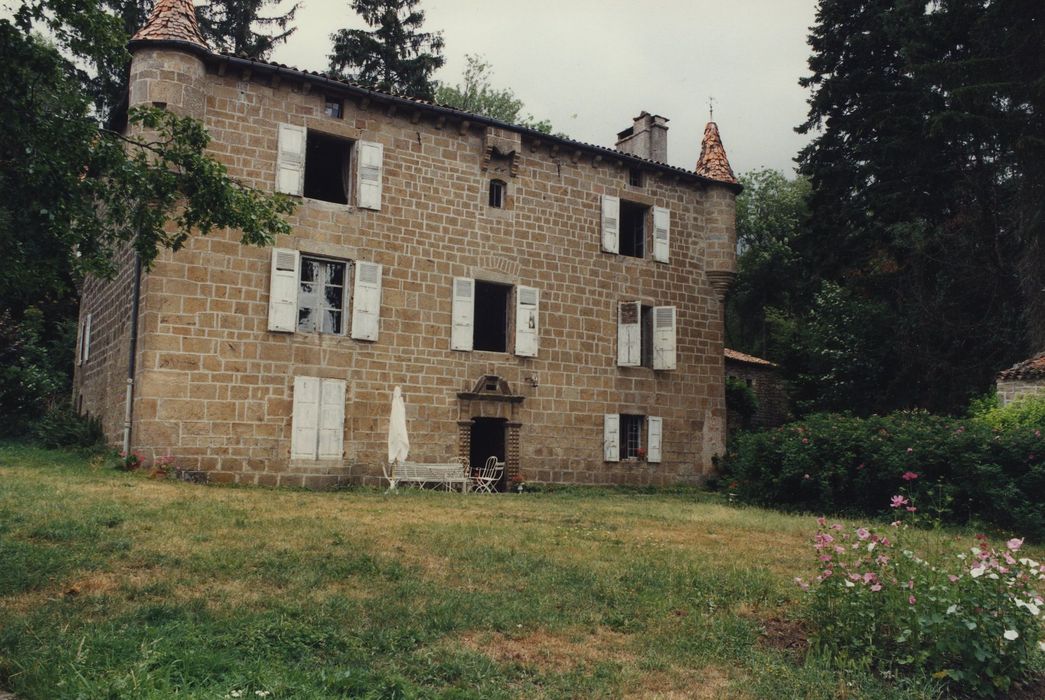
xmin=803 ymin=473 xmax=811 ymax=480
xmin=876 ymin=555 xmax=890 ymax=566
xmin=822 ymin=569 xmax=833 ymax=578
xmin=1007 ymin=538 xmax=1024 ymax=551
xmin=902 ymin=471 xmax=919 ymax=481
xmin=802 ymin=438 xmax=809 ymax=445
xmin=906 ymin=506 xmax=917 ymax=513
xmin=906 ymin=448 xmax=914 ymax=454
xmin=948 ymin=575 xmax=959 ymax=583
xmin=819 ymin=555 xmax=832 ymax=562
xmin=856 ymin=528 xmax=871 ymax=540
xmin=870 ymin=584 xmax=882 ymax=592
xmin=890 ymin=495 xmax=908 ymax=508
xmin=816 ymin=516 xmax=827 ymax=527
xmin=909 ymin=595 xmax=917 ymax=605
xmin=863 ymin=572 xmax=877 ymax=584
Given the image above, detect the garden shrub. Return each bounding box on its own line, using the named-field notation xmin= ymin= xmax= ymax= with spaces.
xmin=974 ymin=396 xmax=1045 ymax=432
xmin=30 ymin=403 xmax=105 ymax=449
xmin=720 ymin=411 xmax=1044 ymax=538
xmin=725 ymin=376 xmax=758 ymax=427
xmin=799 ymin=515 xmax=1044 ymax=697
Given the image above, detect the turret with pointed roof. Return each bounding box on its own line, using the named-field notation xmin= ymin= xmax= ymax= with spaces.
xmin=130 ymin=0 xmax=208 ymax=50
xmin=695 ymin=122 xmax=737 ymax=185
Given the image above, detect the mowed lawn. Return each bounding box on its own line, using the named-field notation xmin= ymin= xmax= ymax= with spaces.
xmin=0 ymin=446 xmax=1016 ymax=699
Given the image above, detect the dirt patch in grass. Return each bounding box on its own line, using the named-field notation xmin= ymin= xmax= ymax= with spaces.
xmin=626 ymin=665 xmax=749 ymax=700
xmin=458 ymin=627 xmax=633 ymax=673
xmin=754 ymin=615 xmax=809 ymax=660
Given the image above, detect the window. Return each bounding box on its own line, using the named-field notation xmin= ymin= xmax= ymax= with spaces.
xmin=291 ymin=376 xmax=346 ymax=460
xmin=489 ymin=179 xmax=506 ymax=208
xmin=601 ymin=196 xmax=670 ymax=262
xmin=628 ymin=167 xmax=643 ymax=187
xmin=76 ymin=313 xmax=92 ymax=365
xmin=298 ymin=256 xmax=348 ymax=334
xmin=451 ymin=279 xmax=540 ymax=357
xmin=304 ymin=131 xmax=352 ymax=204
xmin=277 ymin=124 xmax=384 ymax=210
xmin=324 ymin=96 xmax=343 ymax=118
xmin=618 ymin=302 xmax=676 ymax=370
xmin=268 ymin=248 xmax=384 ymax=341
xmin=619 ymin=200 xmax=648 ymax=258
xmin=621 ymin=414 xmax=644 ymax=459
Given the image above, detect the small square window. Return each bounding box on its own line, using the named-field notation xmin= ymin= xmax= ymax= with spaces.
xmin=489 ymin=179 xmax=506 ymax=208
xmin=298 ymin=256 xmax=350 ymax=335
xmin=304 ymin=131 xmax=352 ymax=204
xmin=324 ymin=96 xmax=343 ymax=119
xmin=621 ymin=414 xmax=644 ymax=459
xmin=628 ymin=167 xmax=643 ymax=187
xmin=619 ymin=200 xmax=648 ymax=258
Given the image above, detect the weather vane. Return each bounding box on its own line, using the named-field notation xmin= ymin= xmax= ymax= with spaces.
xmin=709 ymin=96 xmax=715 ymax=122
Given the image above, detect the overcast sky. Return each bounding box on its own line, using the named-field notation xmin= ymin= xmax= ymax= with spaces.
xmin=269 ymin=0 xmax=819 ymax=176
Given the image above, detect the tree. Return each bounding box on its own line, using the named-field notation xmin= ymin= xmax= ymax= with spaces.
xmin=793 ymin=0 xmax=1033 ymax=414
xmin=328 ymin=0 xmax=444 ymax=100
xmin=1 ymin=1 xmax=295 ymax=433
xmin=197 ymin=0 xmax=299 ymax=59
xmin=435 ymin=54 xmax=552 ymax=134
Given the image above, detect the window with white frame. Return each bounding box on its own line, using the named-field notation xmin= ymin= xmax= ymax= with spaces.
xmin=267 ymin=248 xmax=383 ymax=341
xmin=451 ymin=278 xmax=539 ymax=357
xmin=276 ymin=123 xmax=384 ymax=210
xmin=291 ymin=376 xmax=346 ymax=460
xmin=603 ymin=414 xmax=662 ymax=463
xmin=600 ymin=195 xmax=670 ymax=262
xmin=617 ymin=301 xmax=676 ymax=370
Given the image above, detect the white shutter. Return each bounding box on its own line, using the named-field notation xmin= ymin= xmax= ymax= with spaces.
xmin=317 ymin=379 xmax=346 ymax=459
xmin=603 ymin=414 xmax=620 ymax=462
xmin=451 ymin=277 xmax=475 ymax=351
xmin=653 ymin=206 xmax=670 ymax=263
xmin=81 ymin=313 xmax=92 ymax=364
xmin=647 ymin=416 xmax=663 ymax=463
xmin=291 ymin=376 xmax=320 ymax=459
xmin=653 ymin=305 xmax=677 ymax=370
xmin=75 ymin=316 xmax=84 ymax=366
xmin=601 ymin=195 xmax=620 ymax=253
xmin=514 ymin=286 xmax=539 ymax=358
xmin=276 ymin=123 xmax=306 ymax=196
xmin=617 ymin=301 xmax=641 ymax=367
xmin=351 ymin=262 xmax=382 ymax=341
xmin=356 ymin=140 xmax=384 ymax=210
xmin=268 ymin=248 xmax=300 ymax=332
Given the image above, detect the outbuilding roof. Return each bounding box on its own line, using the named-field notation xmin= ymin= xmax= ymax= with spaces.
xmin=724 ymin=348 xmax=777 ymax=367
xmin=997 ymin=352 xmax=1045 ymax=381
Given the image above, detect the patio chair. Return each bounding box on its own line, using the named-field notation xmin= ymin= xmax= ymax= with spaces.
xmin=473 ymin=456 xmax=503 ymax=494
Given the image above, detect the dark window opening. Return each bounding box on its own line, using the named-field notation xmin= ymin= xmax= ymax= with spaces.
xmin=621 ymin=414 xmax=644 ymax=459
xmin=641 ymin=305 xmax=654 ymax=368
xmin=489 ymin=179 xmax=506 ymax=208
xmin=619 ymin=200 xmax=648 ymax=258
xmin=628 ymin=167 xmax=643 ymax=187
xmin=304 ymin=131 xmax=352 ymax=204
xmin=298 ymin=256 xmax=349 ymax=334
xmin=474 ymin=280 xmax=510 ymax=352
xmin=324 ymin=96 xmax=343 ymax=118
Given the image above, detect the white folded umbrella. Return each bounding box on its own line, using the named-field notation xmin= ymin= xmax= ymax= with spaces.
xmin=387 ymin=386 xmax=410 ymax=465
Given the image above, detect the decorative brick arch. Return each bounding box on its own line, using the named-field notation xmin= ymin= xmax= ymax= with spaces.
xmin=456 ymin=375 xmax=524 ymax=484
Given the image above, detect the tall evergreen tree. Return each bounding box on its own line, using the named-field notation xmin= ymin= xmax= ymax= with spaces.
xmin=198 ymin=0 xmax=299 ymax=59
xmin=328 ymin=0 xmax=444 ymax=100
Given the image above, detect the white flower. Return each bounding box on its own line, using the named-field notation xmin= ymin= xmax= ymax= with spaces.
xmin=230 ymin=693 xmax=244 ymax=699
xmin=988 ymin=573 xmax=1000 ymax=580
xmin=1003 ymin=629 xmax=1019 ymax=641
xmin=1040 ymin=640 xmax=1045 ymax=652
xmin=946 ymin=604 xmax=958 ymax=614
xmin=255 ymin=693 xmax=271 ymax=698
xmin=971 ymin=566 xmax=986 ymax=578
xmin=844 ymin=580 xmax=855 ymax=588
xmin=957 ymin=553 xmax=967 ymax=560
xmin=867 ymin=542 xmax=877 ymax=552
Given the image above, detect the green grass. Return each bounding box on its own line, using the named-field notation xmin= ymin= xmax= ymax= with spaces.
xmin=0 ymin=444 xmax=1035 ymax=699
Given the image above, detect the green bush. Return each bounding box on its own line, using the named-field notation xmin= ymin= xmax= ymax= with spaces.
xmin=720 ymin=411 xmax=1044 ymax=539
xmin=31 ymin=403 xmax=105 ymax=449
xmin=725 ymin=377 xmax=759 ymax=427
xmin=974 ymin=396 xmax=1045 ymax=432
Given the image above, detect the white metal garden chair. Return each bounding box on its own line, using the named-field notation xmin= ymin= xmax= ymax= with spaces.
xmin=472 ymin=456 xmax=503 ymax=494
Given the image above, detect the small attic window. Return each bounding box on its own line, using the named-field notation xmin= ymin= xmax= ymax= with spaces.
xmin=489 ymin=179 xmax=506 ymax=208
xmin=324 ymin=96 xmax=343 ymax=119
xmin=628 ymin=167 xmax=643 ymax=187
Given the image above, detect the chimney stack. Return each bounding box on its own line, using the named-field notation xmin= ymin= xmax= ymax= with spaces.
xmin=614 ymin=112 xmax=669 ymax=162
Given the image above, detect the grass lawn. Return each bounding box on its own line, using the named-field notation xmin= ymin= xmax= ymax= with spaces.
xmin=0 ymin=445 xmax=1036 ymax=699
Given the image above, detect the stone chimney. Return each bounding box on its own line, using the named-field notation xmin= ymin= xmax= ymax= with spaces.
xmin=615 ymin=112 xmax=669 ymax=162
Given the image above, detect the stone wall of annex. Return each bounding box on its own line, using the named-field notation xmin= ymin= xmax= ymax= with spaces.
xmin=77 ymin=45 xmax=737 ymax=488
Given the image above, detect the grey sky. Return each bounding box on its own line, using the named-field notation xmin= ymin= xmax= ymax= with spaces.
xmin=270 ymin=0 xmax=819 ymax=177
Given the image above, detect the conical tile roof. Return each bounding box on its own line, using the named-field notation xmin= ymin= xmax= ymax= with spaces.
xmin=131 ymin=0 xmax=208 ymax=48
xmin=695 ymin=122 xmax=737 ymax=185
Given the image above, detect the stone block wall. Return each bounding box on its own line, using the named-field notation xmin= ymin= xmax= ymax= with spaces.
xmin=997 ymin=380 xmax=1045 ymax=406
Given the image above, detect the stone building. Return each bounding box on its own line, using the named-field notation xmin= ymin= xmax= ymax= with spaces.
xmin=724 ymin=348 xmax=789 ymax=433
xmin=996 ymin=352 xmax=1045 ymax=406
xmin=73 ymin=0 xmax=741 ymax=489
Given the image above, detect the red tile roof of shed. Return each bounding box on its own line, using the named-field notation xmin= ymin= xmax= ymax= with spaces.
xmin=997 ymin=352 xmax=1045 ymax=381
xmin=695 ymin=122 xmax=737 ymax=185
xmin=725 ymin=348 xmax=777 ymax=367
xmin=131 ymin=0 xmax=207 ymax=47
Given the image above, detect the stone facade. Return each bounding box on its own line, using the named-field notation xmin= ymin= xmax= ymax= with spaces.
xmin=996 ymin=352 xmax=1045 ymax=406
xmin=73 ymin=10 xmax=739 ymax=489
xmin=724 ymin=349 xmax=788 ymax=433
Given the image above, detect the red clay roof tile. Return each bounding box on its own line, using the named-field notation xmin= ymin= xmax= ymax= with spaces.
xmin=131 ymin=0 xmax=207 ymax=48
xmin=997 ymin=352 xmax=1045 ymax=381
xmin=695 ymin=121 xmax=737 ymax=185
xmin=724 ymin=348 xmax=777 ymax=367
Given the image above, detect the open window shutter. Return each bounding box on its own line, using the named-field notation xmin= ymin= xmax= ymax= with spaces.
xmin=276 ymin=124 xmax=306 ymax=196
xmin=652 ymin=306 xmax=677 ymax=370
xmin=75 ymin=316 xmax=84 ymax=366
xmin=603 ymin=414 xmax=620 ymax=462
xmin=351 ymin=262 xmax=382 ymax=341
xmin=515 ymin=286 xmax=539 ymax=357
xmin=617 ymin=301 xmax=641 ymax=367
xmin=653 ymin=206 xmax=670 ymax=263
xmin=317 ymin=379 xmax=346 ymax=459
xmin=451 ymin=277 xmax=474 ymax=351
xmin=291 ymin=376 xmax=320 ymax=459
xmin=81 ymin=313 xmax=93 ymax=364
xmin=647 ymin=416 xmax=663 ymax=463
xmin=268 ymin=248 xmax=300 ymax=332
xmin=357 ymin=141 xmax=384 ymax=210
xmin=601 ymin=195 xmax=620 ymax=253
